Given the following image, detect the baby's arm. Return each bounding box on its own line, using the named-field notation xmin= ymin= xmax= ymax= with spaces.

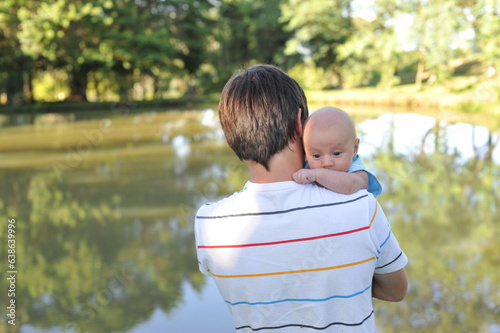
xmin=293 ymin=168 xmax=368 ymax=194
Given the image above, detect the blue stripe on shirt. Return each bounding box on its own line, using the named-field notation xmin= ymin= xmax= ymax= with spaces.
xmin=380 ymin=230 xmax=392 ymax=248
xmin=225 ymin=285 xmax=371 ymax=306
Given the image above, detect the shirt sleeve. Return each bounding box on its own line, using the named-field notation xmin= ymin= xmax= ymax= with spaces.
xmin=194 ymin=206 xmax=211 ymax=276
xmin=348 ymin=155 xmax=383 ymax=197
xmin=368 ymin=195 xmax=408 ymax=274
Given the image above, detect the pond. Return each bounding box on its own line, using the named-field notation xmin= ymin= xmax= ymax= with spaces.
xmin=0 ymin=105 xmax=499 ymax=333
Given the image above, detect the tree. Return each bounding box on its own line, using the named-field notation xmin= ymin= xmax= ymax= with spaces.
xmin=17 ymin=1 xmax=115 ymax=101
xmin=401 ymin=0 xmax=464 ymax=87
xmin=207 ymin=0 xmax=293 ymax=90
xmin=281 ymin=0 xmax=355 ymax=88
xmin=459 ymin=0 xmax=500 ymax=74
xmin=161 ymin=0 xmax=216 ymax=94
xmin=101 ymin=0 xmax=178 ymax=99
xmin=337 ymin=0 xmax=403 ymax=89
xmin=0 ymin=0 xmax=35 ymax=105
xmin=16 ymin=0 xmax=181 ymax=102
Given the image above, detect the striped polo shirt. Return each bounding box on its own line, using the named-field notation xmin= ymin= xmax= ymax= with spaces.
xmin=195 ymin=181 xmax=407 ymax=332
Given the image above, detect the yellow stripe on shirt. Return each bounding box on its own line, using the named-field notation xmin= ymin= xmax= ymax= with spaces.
xmin=208 ymin=257 xmax=376 ymax=279
xmin=369 ymin=203 xmax=378 ymax=228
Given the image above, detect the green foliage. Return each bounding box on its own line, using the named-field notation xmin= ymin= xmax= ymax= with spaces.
xmin=463 ymin=0 xmax=500 ymax=69
xmin=210 ymin=0 xmax=294 ymax=87
xmin=1 ymin=0 xmax=499 ymax=104
xmin=281 ymin=0 xmax=354 ymax=88
xmin=338 ymin=10 xmax=402 ymax=89
xmin=0 ymin=0 xmax=34 ymax=105
xmin=410 ymin=0 xmax=464 ymax=82
xmin=454 ymin=100 xmax=485 ymax=114
xmin=288 ymin=63 xmax=329 ymax=90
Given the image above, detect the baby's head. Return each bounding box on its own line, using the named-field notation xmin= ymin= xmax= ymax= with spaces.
xmin=303 ymin=107 xmax=359 ymax=172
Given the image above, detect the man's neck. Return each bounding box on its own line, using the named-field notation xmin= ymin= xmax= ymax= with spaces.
xmin=247 ymin=143 xmax=304 ymax=184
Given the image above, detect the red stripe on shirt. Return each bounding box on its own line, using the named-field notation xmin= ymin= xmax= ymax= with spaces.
xmin=198 ymin=225 xmax=370 ymax=249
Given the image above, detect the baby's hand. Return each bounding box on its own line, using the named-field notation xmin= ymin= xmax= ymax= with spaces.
xmin=293 ymin=169 xmax=317 ymax=184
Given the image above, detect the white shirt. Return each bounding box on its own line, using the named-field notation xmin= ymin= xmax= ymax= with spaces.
xmin=195 ymin=181 xmax=407 ymax=332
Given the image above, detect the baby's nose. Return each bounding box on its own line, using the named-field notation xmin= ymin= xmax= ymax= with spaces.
xmin=322 ymin=156 xmax=334 ymax=167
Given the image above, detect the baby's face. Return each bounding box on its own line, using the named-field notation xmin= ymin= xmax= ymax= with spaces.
xmin=304 ymin=122 xmax=359 ymax=172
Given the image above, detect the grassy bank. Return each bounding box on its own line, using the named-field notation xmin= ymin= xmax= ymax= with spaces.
xmin=0 ymin=95 xmax=218 ymax=114
xmin=2 ymin=77 xmax=499 ymax=130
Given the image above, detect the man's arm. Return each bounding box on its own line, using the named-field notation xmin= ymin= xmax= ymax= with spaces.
xmin=372 ymin=268 xmax=408 ymax=302
xmin=293 ymin=168 xmax=368 ymax=194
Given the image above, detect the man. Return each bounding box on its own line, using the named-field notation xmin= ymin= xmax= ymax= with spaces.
xmin=195 ymin=64 xmax=408 ymax=332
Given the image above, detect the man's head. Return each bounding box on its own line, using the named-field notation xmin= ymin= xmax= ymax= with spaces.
xmin=219 ymin=64 xmax=309 ymax=170
xmin=303 ymin=107 xmax=359 ymax=172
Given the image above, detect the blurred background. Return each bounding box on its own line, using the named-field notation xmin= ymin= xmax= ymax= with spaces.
xmin=0 ymin=0 xmax=499 ymax=332
xmin=1 ymin=0 xmax=500 ymax=105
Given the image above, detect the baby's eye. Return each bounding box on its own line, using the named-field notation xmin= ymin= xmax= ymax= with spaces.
xmin=332 ymin=152 xmax=342 ymax=157
xmin=312 ymin=154 xmax=321 ymax=159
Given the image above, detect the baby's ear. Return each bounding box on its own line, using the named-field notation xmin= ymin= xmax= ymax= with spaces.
xmin=353 ymin=138 xmax=360 ymax=156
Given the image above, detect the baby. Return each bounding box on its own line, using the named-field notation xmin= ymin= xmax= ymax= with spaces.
xmin=293 ymin=106 xmax=382 ymax=196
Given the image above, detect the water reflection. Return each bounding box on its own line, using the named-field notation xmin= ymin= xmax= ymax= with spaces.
xmin=361 ymin=114 xmax=500 ymax=332
xmin=359 ymin=112 xmax=500 ymax=162
xmin=0 ymin=109 xmax=498 ymax=332
xmin=0 ymin=109 xmax=234 ymax=333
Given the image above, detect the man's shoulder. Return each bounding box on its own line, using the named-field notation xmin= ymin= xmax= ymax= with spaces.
xmin=196 ymin=196 xmax=234 ymax=219
xmin=309 ymin=184 xmax=372 ymax=199
xmin=289 ymin=185 xmax=374 ymax=211
xmin=196 ymin=184 xmax=374 ymax=220
xmin=195 ymin=187 xmax=247 ymax=219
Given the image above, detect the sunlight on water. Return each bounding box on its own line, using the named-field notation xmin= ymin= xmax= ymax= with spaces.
xmin=0 ymin=108 xmax=498 ymax=333
xmin=358 ymin=112 xmax=500 ymax=162
xmin=172 ymin=135 xmax=191 ymax=159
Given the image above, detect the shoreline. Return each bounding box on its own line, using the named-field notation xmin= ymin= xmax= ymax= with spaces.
xmin=1 ymin=88 xmax=499 ymax=131
xmin=306 ymin=87 xmax=500 ymax=131
xmin=0 ymin=95 xmax=214 ymax=114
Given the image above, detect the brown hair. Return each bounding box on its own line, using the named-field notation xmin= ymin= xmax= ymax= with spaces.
xmin=219 ymin=64 xmax=309 ymax=170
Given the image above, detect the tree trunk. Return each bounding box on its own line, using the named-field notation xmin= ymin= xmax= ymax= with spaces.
xmin=415 ymin=54 xmax=425 ymax=89
xmin=6 ymin=70 xmax=24 ymax=106
xmin=68 ymin=66 xmax=88 ymax=101
xmin=153 ymin=74 xmax=160 ymax=99
xmin=333 ymin=68 xmax=344 ymax=89
xmin=24 ymin=70 xmax=35 ymax=103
